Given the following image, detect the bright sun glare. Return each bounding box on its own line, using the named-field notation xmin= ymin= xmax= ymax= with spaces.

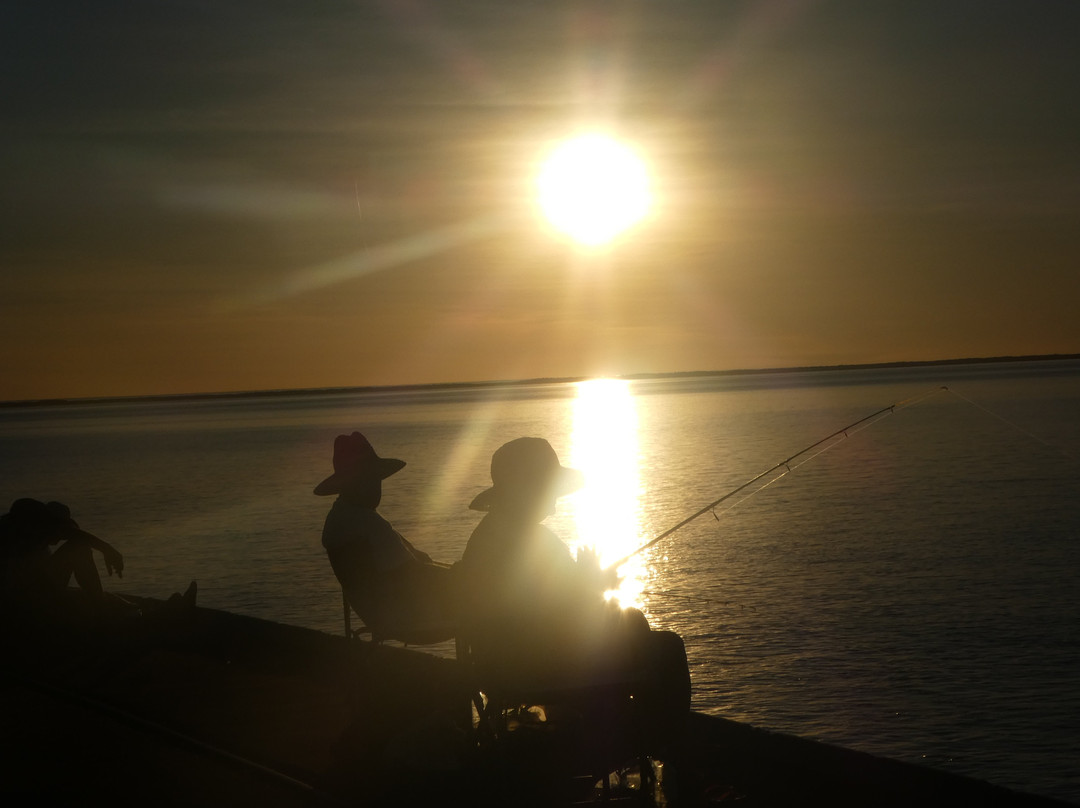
xmin=537 ymin=134 xmax=651 ymax=246
xmin=567 ymin=378 xmax=647 ymax=609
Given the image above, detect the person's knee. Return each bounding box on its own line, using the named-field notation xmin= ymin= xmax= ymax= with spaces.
xmin=53 ymin=538 xmax=92 ymax=561
xmin=52 ymin=540 xmax=101 ymax=593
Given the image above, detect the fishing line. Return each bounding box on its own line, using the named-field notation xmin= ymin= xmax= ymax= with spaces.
xmin=944 ymin=387 xmax=1077 ymax=463
xmin=609 ymin=385 xmax=950 ymax=569
xmin=708 ymin=401 xmax=906 ymax=522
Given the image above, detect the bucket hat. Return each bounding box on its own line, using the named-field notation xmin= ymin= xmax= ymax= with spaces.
xmin=314 ymin=432 xmax=405 ymax=496
xmin=469 ymin=437 xmax=583 ymax=511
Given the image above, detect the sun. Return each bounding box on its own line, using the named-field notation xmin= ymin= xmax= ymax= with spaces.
xmin=536 ymin=134 xmax=651 ymax=246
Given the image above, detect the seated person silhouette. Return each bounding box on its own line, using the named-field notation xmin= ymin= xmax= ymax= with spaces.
xmin=456 ymin=437 xmax=690 ymax=752
xmin=315 ymin=431 xmax=453 ymax=643
xmin=1 ymin=498 xmax=127 ymax=617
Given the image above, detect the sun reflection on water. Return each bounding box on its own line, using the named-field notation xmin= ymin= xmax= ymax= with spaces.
xmin=566 ymin=378 xmax=647 ymax=610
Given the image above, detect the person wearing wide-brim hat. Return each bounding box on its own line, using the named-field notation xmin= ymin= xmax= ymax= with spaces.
xmin=1 ymin=498 xmax=125 ymax=604
xmin=456 ymin=437 xmax=690 ymax=752
xmin=458 ymin=438 xmax=632 ymax=652
xmin=315 ymin=432 xmax=452 ymax=643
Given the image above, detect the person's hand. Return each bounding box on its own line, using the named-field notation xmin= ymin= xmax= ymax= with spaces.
xmin=576 ymin=545 xmax=601 ymax=569
xmin=576 ymin=546 xmax=618 ymax=590
xmin=103 ymin=547 xmax=124 ymax=578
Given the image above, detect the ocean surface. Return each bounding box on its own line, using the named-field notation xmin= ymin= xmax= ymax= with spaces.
xmin=3 ymin=359 xmax=1079 ymax=803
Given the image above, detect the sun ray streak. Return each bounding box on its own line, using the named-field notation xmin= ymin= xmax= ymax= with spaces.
xmin=218 ymin=213 xmax=507 ymax=310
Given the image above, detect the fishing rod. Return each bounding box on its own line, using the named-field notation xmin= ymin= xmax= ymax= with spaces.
xmin=608 ymin=385 xmax=950 ymax=570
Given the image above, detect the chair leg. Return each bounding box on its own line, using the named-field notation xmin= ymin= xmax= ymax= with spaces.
xmin=342 ymin=589 xmax=352 ymax=638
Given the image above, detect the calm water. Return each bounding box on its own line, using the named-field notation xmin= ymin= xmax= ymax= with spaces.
xmin=3 ymin=360 xmax=1079 ymax=803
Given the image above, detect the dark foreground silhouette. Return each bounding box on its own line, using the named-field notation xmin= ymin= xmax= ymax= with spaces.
xmin=1 ymin=595 xmax=1072 ymax=807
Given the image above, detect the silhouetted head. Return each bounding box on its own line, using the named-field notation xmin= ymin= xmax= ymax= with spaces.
xmin=313 ymin=432 xmax=405 ymax=499
xmin=2 ymin=498 xmax=76 ymax=544
xmin=469 ymin=437 xmax=583 ymax=519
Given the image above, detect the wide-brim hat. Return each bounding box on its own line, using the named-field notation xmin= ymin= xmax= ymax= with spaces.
xmin=469 ymin=437 xmax=583 ymax=511
xmin=314 ymin=432 xmax=405 ymax=496
xmin=4 ymin=498 xmax=79 ymax=537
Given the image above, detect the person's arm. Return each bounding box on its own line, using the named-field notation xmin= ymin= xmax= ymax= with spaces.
xmin=69 ymin=528 xmax=124 ymax=578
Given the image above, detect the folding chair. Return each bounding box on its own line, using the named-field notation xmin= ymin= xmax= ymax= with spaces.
xmin=342 ymin=587 xmax=376 ymax=641
xmin=340 ymin=584 xmax=455 ymax=646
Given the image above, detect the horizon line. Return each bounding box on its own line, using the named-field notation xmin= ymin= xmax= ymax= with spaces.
xmin=3 ymin=352 xmax=1079 ymax=409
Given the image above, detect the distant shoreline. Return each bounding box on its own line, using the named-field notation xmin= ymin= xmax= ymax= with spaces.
xmin=4 ymin=353 xmax=1079 ymax=409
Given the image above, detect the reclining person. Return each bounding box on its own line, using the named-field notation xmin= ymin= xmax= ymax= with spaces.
xmin=0 ymin=498 xmax=124 ymax=613
xmin=315 ymin=432 xmax=453 ymax=643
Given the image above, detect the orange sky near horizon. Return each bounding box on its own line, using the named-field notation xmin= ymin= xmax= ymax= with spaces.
xmin=2 ymin=1 xmax=1079 ymax=401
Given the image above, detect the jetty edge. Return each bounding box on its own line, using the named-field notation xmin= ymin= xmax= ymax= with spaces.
xmin=1 ymin=595 xmax=1073 ymax=807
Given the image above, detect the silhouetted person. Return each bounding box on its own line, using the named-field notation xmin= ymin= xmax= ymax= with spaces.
xmin=456 ymin=437 xmax=690 ymax=753
xmin=315 ymin=431 xmax=453 ymax=643
xmin=0 ymin=498 xmax=124 ymax=611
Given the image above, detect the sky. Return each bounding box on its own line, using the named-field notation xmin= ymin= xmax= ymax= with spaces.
xmin=2 ymin=0 xmax=1079 ymax=401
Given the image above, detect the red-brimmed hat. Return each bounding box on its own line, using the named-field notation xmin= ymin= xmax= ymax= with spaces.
xmin=313 ymin=432 xmax=405 ymax=496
